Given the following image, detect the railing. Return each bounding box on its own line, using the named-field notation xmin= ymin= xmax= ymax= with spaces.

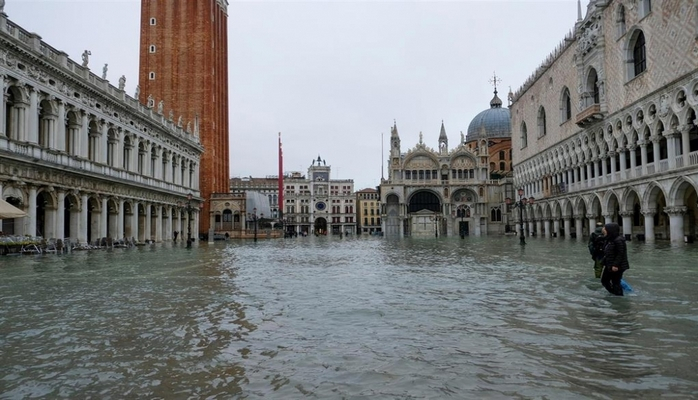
xmin=634 ymin=166 xmax=642 ymax=177
xmin=675 ymin=155 xmax=684 ymax=168
xmin=646 ymin=163 xmax=655 ymax=175
xmin=659 ymin=159 xmax=669 ymax=172
xmin=690 ymin=151 xmax=698 ymax=166
xmin=613 ymin=171 xmax=620 ymax=182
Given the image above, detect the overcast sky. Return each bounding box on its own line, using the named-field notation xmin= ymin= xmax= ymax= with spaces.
xmin=7 ymin=0 xmax=580 ymax=190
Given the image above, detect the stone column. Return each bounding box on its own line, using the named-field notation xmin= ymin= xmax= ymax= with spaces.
xmin=574 ymin=166 xmax=580 ymax=187
xmin=100 ymin=197 xmax=108 ymax=240
xmin=56 ymin=100 xmax=66 ymax=152
xmin=619 ymin=150 xmax=626 ymax=179
xmin=652 ymin=138 xmax=661 ymax=168
xmin=586 ymin=163 xmax=592 ymax=187
xmin=80 ymin=112 xmax=89 ymax=159
xmin=587 ymin=215 xmax=597 ymax=236
xmin=601 ymin=156 xmax=608 ymax=183
xmin=79 ymin=194 xmax=89 ymax=244
xmin=27 ymin=87 xmax=38 ymax=144
xmin=145 ymin=202 xmax=152 ymax=241
xmin=575 ymin=216 xmax=583 ymax=239
xmin=604 ymin=214 xmax=613 ymax=225
xmin=0 ymin=75 xmax=6 ymax=136
xmin=118 ymin=199 xmax=125 ymax=240
xmin=665 ymin=206 xmax=687 ymax=244
xmin=629 ymin=145 xmax=637 ymax=177
xmin=553 ymin=219 xmax=560 ymax=238
xmin=100 ymin=122 xmax=109 ymax=165
xmin=681 ymin=125 xmax=691 ymax=167
xmin=165 ymin=205 xmax=172 ymax=242
xmin=156 ymin=205 xmax=163 ymax=242
xmin=529 ymin=220 xmax=535 ymax=236
xmin=26 ymin=186 xmax=37 ymax=237
xmin=131 ymin=201 xmax=140 ymax=243
xmin=543 ymin=219 xmax=551 ymax=238
xmin=563 ymin=217 xmax=571 ymax=240
xmin=642 ymin=210 xmax=656 ymax=244
xmin=16 ymin=104 xmax=27 ymax=141
xmin=609 ymin=152 xmax=617 ymax=182
xmin=43 ymin=191 xmax=57 ymax=239
xmin=640 ymin=142 xmax=648 ymax=174
xmin=55 ymin=190 xmax=65 ymax=239
xmin=593 ymin=159 xmax=600 ymax=183
xmin=620 ymin=211 xmax=632 ymax=240
xmin=667 ymin=131 xmax=678 ymax=169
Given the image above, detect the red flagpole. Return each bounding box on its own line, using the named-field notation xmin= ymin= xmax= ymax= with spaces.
xmin=278 ymin=132 xmax=284 ymax=221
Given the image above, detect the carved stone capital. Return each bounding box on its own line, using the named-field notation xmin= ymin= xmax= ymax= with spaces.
xmin=619 ymin=211 xmax=633 ymax=218
xmin=641 ymin=209 xmax=656 ymax=217
xmin=664 ymin=206 xmax=687 ymax=216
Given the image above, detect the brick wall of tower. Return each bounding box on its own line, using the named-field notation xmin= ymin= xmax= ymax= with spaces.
xmin=138 ymin=0 xmax=230 ymax=235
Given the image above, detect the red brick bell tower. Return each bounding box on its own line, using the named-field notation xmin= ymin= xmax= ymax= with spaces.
xmin=138 ymin=0 xmax=230 ymax=235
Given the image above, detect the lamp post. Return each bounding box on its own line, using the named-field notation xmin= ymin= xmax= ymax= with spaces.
xmin=457 ymin=205 xmax=466 ymax=239
xmin=506 ymin=188 xmax=534 ymax=245
xmin=185 ymin=193 xmax=193 ymax=248
xmin=248 ymin=207 xmax=263 ymax=242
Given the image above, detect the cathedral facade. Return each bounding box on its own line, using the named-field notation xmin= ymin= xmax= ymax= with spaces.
xmin=380 ymin=90 xmax=514 ymax=238
xmin=0 ymin=9 xmax=203 ymax=244
xmin=510 ymin=0 xmax=698 ymax=244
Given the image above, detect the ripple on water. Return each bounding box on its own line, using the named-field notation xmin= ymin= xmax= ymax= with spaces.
xmin=1 ymin=237 xmax=698 ymax=398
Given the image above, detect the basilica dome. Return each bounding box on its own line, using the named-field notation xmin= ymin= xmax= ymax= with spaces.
xmin=466 ymin=90 xmax=511 ymax=143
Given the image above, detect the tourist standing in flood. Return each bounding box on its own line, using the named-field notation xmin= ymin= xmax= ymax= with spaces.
xmin=588 ymin=222 xmax=605 ymax=279
xmin=601 ymin=223 xmax=629 ymax=296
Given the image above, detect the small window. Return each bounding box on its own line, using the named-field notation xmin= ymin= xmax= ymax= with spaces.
xmin=521 ymin=122 xmax=528 ymax=149
xmin=150 ymin=18 xmax=156 ymax=25
xmin=537 ymin=107 xmax=547 ymax=137
xmin=560 ymin=87 xmax=572 ymax=122
xmin=149 ymin=45 xmax=156 ymax=53
xmin=149 ymin=72 xmax=155 ymax=80
xmin=632 ymin=31 xmax=647 ymax=76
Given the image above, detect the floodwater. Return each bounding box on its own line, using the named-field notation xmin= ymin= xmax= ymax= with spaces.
xmin=1 ymin=236 xmax=697 ymax=399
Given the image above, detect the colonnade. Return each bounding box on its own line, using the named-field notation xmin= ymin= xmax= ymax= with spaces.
xmin=0 ymin=183 xmax=199 ymax=245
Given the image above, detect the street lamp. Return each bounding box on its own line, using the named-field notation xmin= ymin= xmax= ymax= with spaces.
xmin=506 ymin=188 xmax=534 ymax=245
xmin=248 ymin=207 xmax=263 ymax=242
xmin=456 ymin=205 xmax=469 ymax=239
xmin=185 ymin=192 xmax=193 ymax=248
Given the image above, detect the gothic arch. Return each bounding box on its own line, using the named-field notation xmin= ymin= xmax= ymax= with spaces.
xmin=668 ymin=177 xmax=698 ymax=208
xmin=642 ymin=182 xmax=667 ymax=210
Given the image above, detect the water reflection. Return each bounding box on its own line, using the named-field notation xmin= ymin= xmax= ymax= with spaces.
xmin=1 ymin=237 xmax=698 ymax=398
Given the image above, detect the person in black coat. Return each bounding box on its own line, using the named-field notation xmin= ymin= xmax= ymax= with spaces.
xmin=601 ymin=223 xmax=630 ymax=296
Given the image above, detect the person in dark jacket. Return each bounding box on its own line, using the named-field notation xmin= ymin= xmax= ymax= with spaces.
xmin=601 ymin=223 xmax=630 ymax=296
xmin=588 ymin=222 xmax=605 ymax=278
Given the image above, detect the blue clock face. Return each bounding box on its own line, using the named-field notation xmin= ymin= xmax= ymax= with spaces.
xmin=316 ymin=202 xmax=326 ymax=211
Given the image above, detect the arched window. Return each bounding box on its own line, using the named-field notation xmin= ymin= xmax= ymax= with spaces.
xmin=631 ymin=31 xmax=647 ymax=77
xmin=560 ymin=87 xmax=571 ymax=122
xmin=537 ymin=107 xmax=547 ymax=137
xmin=587 ymin=69 xmax=600 ymax=104
xmin=639 ymin=0 xmax=651 ymax=18
xmin=616 ymin=5 xmax=626 ymax=37
xmin=521 ymin=122 xmax=528 ymax=149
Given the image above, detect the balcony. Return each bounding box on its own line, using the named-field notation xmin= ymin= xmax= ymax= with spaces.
xmin=575 ymin=104 xmax=603 ymax=127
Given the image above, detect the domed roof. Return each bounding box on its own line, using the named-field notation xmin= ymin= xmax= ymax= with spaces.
xmin=466 ymin=90 xmax=511 ymax=142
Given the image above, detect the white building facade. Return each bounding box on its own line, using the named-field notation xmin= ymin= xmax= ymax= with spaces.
xmin=283 ymin=156 xmax=356 ymax=236
xmin=0 ymin=10 xmax=203 ymax=244
xmin=511 ymin=0 xmax=698 ymax=244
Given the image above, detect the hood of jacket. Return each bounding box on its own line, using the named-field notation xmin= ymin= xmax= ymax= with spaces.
xmin=604 ymin=223 xmax=621 ymax=241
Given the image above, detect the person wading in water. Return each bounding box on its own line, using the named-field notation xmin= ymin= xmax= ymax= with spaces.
xmin=588 ymin=222 xmax=605 ymax=279
xmin=601 ymin=223 xmax=630 ymax=296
